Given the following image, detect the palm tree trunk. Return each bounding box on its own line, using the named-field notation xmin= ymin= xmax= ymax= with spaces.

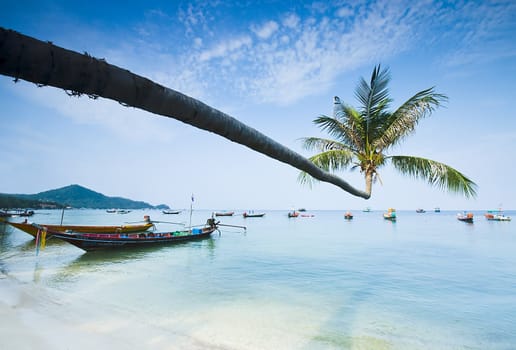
xmin=364 ymin=171 xmax=373 ymax=197
xmin=0 ymin=27 xmax=370 ymax=199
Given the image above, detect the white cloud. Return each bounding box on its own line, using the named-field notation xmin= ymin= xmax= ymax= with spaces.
xmin=252 ymin=21 xmax=279 ymax=39
xmin=100 ymin=0 xmax=516 ymax=111
xmin=336 ymin=6 xmax=353 ymax=18
xmin=199 ymin=36 xmax=252 ymax=61
xmin=282 ymin=14 xmax=300 ymax=29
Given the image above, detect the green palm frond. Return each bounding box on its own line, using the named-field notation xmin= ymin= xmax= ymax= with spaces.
xmin=298 ymin=149 xmax=355 ymax=188
xmin=300 ymin=137 xmax=349 ymax=152
xmin=308 ymin=149 xmax=355 ymax=172
xmin=298 ymin=171 xmax=318 ymax=188
xmin=354 ymin=65 xmax=391 ymax=121
xmin=312 ymin=115 xmax=363 ymax=151
xmin=373 ymin=88 xmax=447 ymax=150
xmin=332 ymin=97 xmax=366 ymax=150
xmin=390 ymin=155 xmax=477 ymax=198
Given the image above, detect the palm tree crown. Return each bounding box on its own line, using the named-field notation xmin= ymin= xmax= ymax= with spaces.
xmin=299 ymin=65 xmax=477 ymax=198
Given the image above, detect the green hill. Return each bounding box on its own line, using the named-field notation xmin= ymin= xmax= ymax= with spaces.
xmin=3 ymin=184 xmax=168 ymax=209
xmin=0 ymin=194 xmax=61 ymax=209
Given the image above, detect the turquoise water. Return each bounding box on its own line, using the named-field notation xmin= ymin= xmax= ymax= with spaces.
xmin=1 ymin=209 xmax=515 ymax=349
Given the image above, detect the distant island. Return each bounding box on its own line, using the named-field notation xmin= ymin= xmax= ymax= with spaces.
xmin=0 ymin=184 xmax=169 ymax=210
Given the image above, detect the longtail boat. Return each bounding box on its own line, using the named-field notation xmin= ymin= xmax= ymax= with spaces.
xmin=42 ymin=219 xmax=219 ymax=252
xmin=2 ymin=217 xmax=154 ymax=238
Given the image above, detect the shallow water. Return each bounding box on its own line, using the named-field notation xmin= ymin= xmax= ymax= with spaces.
xmin=1 ymin=209 xmax=515 ymax=349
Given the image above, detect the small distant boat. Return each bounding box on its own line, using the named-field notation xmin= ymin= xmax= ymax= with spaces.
xmin=416 ymin=208 xmax=425 ymax=213
xmin=363 ymin=207 xmax=372 ymax=212
xmin=344 ymin=211 xmax=353 ymax=220
xmin=163 ymin=209 xmax=181 ymax=214
xmin=298 ymin=208 xmax=306 ymax=212
xmin=383 ymin=208 xmax=396 ymax=220
xmin=457 ymin=212 xmax=474 ymax=223
xmin=434 ymin=207 xmax=441 ymax=213
xmin=288 ymin=211 xmax=299 ymax=218
xmin=243 ymin=212 xmax=265 ymax=218
xmin=0 ymin=209 xmax=35 ymax=217
xmin=485 ymin=209 xmax=511 ymax=221
xmin=117 ymin=209 xmax=131 ymax=214
xmin=45 ymin=219 xmax=219 ymax=252
xmin=214 ymin=211 xmax=234 ymax=217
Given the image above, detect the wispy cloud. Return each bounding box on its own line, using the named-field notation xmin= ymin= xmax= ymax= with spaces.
xmin=251 ymin=20 xmax=279 ymax=39
xmin=199 ymin=36 xmax=253 ymax=61
xmin=39 ymin=0 xmax=516 ymax=115
xmin=434 ymin=0 xmax=516 ymax=67
xmin=162 ymin=1 xmax=426 ymax=106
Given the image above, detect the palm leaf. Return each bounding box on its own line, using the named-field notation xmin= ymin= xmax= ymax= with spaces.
xmin=332 ymin=97 xmax=365 ymax=151
xmin=373 ymin=88 xmax=447 ymax=150
xmin=354 ymin=65 xmax=391 ymax=121
xmin=307 ymin=149 xmax=355 ymax=172
xmin=300 ymin=137 xmax=350 ymax=153
xmin=390 ymin=155 xmax=477 ymax=198
xmin=298 ymin=149 xmax=355 ymax=188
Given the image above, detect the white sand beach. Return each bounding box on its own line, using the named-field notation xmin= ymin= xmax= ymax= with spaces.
xmin=0 ymin=272 xmax=212 ymax=350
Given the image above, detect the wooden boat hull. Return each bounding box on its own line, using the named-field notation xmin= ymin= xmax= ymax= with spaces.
xmin=49 ymin=226 xmax=217 ymax=252
xmin=163 ymin=210 xmax=181 ymax=214
xmin=215 ymin=212 xmax=234 ymax=217
xmin=5 ymin=221 xmax=154 ymax=238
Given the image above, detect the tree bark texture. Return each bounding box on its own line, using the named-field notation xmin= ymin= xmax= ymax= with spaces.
xmin=0 ymin=27 xmax=370 ymax=199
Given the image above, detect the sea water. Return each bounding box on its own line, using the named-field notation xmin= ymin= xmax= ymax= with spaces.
xmin=1 ymin=209 xmax=515 ymax=349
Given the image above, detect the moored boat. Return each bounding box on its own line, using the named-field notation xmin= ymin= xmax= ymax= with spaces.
xmin=163 ymin=209 xmax=181 ymax=214
xmin=485 ymin=210 xmax=511 ymax=221
xmin=243 ymin=211 xmax=265 ymax=218
xmin=344 ymin=211 xmax=353 ymax=220
xmin=288 ymin=211 xmax=299 ymax=218
xmin=457 ymin=212 xmax=474 ymax=223
xmin=44 ymin=218 xmax=219 ymax=252
xmin=214 ymin=211 xmax=234 ymax=217
xmin=416 ymin=208 xmax=425 ymax=213
xmin=383 ymin=208 xmax=396 ymax=220
xmin=0 ymin=209 xmax=35 ymax=217
xmin=2 ymin=216 xmax=155 ymax=238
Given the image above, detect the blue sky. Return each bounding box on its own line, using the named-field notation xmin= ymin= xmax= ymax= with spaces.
xmin=1 ymin=0 xmax=515 ymax=210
